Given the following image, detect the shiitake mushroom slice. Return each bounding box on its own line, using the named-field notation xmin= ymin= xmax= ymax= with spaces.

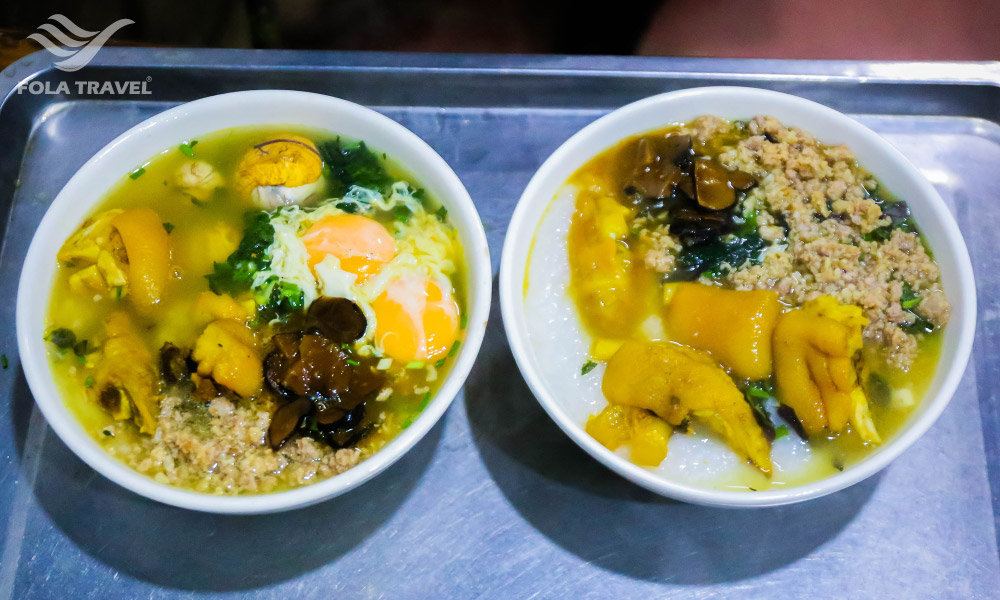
xmin=268 ymin=397 xmax=312 ymax=449
xmin=308 ymin=297 xmax=367 ymax=342
xmin=693 ymin=158 xmax=737 ymax=211
xmin=623 ymin=135 xmax=693 ymax=200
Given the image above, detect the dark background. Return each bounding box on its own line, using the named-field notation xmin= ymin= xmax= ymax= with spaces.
xmin=1 ymin=0 xmax=998 ymax=69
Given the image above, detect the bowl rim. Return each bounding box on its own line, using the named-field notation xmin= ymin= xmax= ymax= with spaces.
xmin=499 ymin=86 xmax=977 ymax=508
xmin=16 ymin=90 xmax=492 ymax=514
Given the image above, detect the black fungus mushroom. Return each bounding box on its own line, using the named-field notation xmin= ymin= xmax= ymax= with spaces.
xmin=264 ymin=325 xmax=385 ymax=449
xmin=308 ymin=297 xmax=367 ymax=342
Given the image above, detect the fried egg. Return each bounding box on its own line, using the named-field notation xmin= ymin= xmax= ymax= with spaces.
xmin=258 ymin=186 xmax=461 ymax=364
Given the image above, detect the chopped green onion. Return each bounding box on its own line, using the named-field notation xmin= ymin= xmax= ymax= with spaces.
xmin=775 ymin=425 xmax=789 ymax=439
xmin=435 ymin=205 xmax=448 ymax=221
xmin=406 ymin=361 xmax=425 ymax=370
xmin=419 ymin=393 xmax=431 ymax=410
xmin=376 ymin=358 xmax=393 ymax=370
xmin=190 ymin=197 xmax=207 ymax=207
xmin=85 ymin=375 xmax=94 ymax=388
xmin=746 ymin=386 xmax=770 ymax=399
xmin=448 ymin=341 xmax=461 ymax=357
xmin=345 ymin=359 xmax=360 ymax=367
xmin=163 ymin=222 xmax=174 ymax=234
xmin=179 ymin=140 xmax=198 ymax=157
xmin=581 ymin=360 xmax=598 ymax=375
xmin=115 ymin=286 xmax=123 ymax=300
xmin=341 ymin=343 xmax=350 ymax=350
xmin=460 ymin=313 xmax=468 ymax=330
xmin=900 ymin=281 xmax=922 ymax=310
xmin=1 ymin=354 xmax=8 ymax=369
xmin=77 ymin=355 xmax=86 ymax=364
xmin=394 ymin=205 xmax=412 ymax=223
xmin=401 ymin=416 xmax=414 ymax=429
xmin=128 ymin=166 xmax=146 ymax=179
xmin=102 ymin=429 xmax=112 ymax=436
xmin=64 ymin=261 xmax=75 ymax=268
xmin=435 ymin=358 xmax=445 ymax=368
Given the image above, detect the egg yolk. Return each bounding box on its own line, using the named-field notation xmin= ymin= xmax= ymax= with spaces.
xmin=302 ymin=214 xmax=396 ymax=281
xmin=373 ymin=275 xmax=459 ymax=362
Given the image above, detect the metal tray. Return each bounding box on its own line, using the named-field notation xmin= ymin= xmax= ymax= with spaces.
xmin=1 ymin=50 xmax=998 ymax=599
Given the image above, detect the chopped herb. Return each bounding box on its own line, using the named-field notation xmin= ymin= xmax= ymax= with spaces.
xmin=316 ymin=138 xmax=393 ymax=197
xmin=335 ymin=200 xmax=359 ymax=214
xmin=84 ymin=375 xmax=94 ymax=388
xmin=394 ymin=205 xmax=412 ymax=223
xmin=412 ymin=187 xmax=426 ymax=201
xmin=406 ymin=361 xmax=425 ymax=370
xmin=401 ymin=416 xmax=414 ymax=429
xmin=64 ymin=261 xmax=75 ymax=268
xmin=863 ymin=198 xmax=916 ymax=242
xmin=435 ymin=358 xmax=446 ymax=368
xmin=345 ymin=359 xmax=360 ymax=367
xmin=460 ymin=313 xmax=468 ymax=330
xmin=900 ymin=281 xmax=922 ymax=310
xmin=72 ymin=339 xmax=90 ymax=356
xmin=163 ymin=222 xmax=175 ymax=234
xmin=178 ymin=140 xmax=198 ymax=157
xmin=833 ymin=459 xmax=845 ymax=472
xmin=418 ymin=393 xmax=432 ymax=411
xmin=774 ymin=425 xmax=789 ymax=440
xmin=206 ymin=211 xmax=275 ymax=295
xmin=448 ymin=341 xmax=461 ymax=357
xmin=190 ymin=197 xmax=208 ymax=207
xmin=672 ymin=232 xmax=767 ymax=281
xmin=745 ymin=385 xmax=770 ymax=399
xmin=581 ymin=360 xmax=598 ymax=375
xmin=128 ymin=166 xmax=146 ymax=180
xmin=115 ymin=286 xmax=123 ymax=300
xmin=435 ymin=205 xmax=448 ymax=221
xmin=77 ymin=355 xmax=86 ymax=365
xmin=102 ymin=429 xmax=112 ymax=436
xmin=341 ymin=343 xmax=350 ymax=350
xmin=255 ymin=280 xmax=305 ymax=323
xmin=0 ymin=354 xmax=7 ymax=369
xmin=47 ymin=328 xmax=76 ymax=349
xmin=902 ymin=314 xmax=935 ymax=335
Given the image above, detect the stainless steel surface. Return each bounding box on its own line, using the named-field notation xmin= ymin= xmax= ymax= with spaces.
xmin=1 ymin=50 xmax=998 ymax=598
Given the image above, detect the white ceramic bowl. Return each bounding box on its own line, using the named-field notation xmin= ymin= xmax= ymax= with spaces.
xmin=16 ymin=90 xmax=491 ymax=514
xmin=499 ymin=86 xmax=976 ymax=508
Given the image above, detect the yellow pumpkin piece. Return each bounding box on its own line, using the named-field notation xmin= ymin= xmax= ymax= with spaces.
xmin=586 ymin=403 xmax=633 ymax=452
xmin=629 ymin=411 xmax=671 ymax=466
xmin=773 ymin=296 xmax=879 ymax=443
xmin=568 ymin=191 xmax=651 ymax=338
xmin=192 ymin=319 xmax=262 ymax=398
xmin=236 ymin=135 xmax=322 ymax=191
xmin=590 ymin=338 xmax=625 ymax=361
xmin=91 ymin=312 xmax=160 ymax=434
xmin=110 ymin=208 xmax=171 ymax=309
xmin=68 ymin=265 xmax=107 ymax=295
xmin=585 ymin=403 xmax=671 ymax=467
xmin=194 ymin=291 xmax=250 ymax=322
xmin=57 ymin=209 xmax=122 ymax=264
xmin=603 ymin=340 xmax=773 ymax=474
xmin=664 ymin=283 xmax=780 ymax=380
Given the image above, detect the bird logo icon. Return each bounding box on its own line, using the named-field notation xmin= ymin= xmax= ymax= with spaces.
xmin=28 ymin=14 xmax=134 ymax=73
